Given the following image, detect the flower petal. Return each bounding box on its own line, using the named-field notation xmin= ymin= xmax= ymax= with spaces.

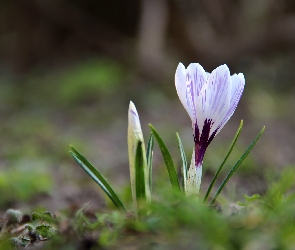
xmin=229 ymin=73 xmax=245 ymax=114
xmin=196 ymin=64 xmax=231 ymax=137
xmin=175 ymin=63 xmax=207 ymax=123
xmin=186 ymin=63 xmax=207 ymax=97
xmin=186 ymin=63 xmax=207 ymax=122
xmin=128 ymin=101 xmax=144 ymax=142
xmin=217 ymin=73 xmax=245 ymax=132
xmin=175 ymin=63 xmax=195 ymax=121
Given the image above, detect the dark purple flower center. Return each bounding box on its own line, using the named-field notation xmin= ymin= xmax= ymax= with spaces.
xmin=193 ymin=119 xmax=217 ymax=167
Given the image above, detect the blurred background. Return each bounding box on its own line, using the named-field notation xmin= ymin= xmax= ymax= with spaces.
xmin=0 ymin=0 xmax=295 ymax=212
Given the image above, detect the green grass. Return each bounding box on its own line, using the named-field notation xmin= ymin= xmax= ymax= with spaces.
xmin=2 ymin=168 xmax=295 ymax=249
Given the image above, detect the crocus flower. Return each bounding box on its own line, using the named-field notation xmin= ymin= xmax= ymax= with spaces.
xmin=175 ymin=63 xmax=245 ymax=194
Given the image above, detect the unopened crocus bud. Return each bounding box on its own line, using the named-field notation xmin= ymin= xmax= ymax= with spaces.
xmin=128 ymin=101 xmax=150 ymax=212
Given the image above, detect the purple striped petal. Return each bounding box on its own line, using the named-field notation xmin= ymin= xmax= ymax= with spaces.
xmin=196 ymin=64 xmax=231 ymax=138
xmin=175 ymin=63 xmax=207 ymax=123
xmin=217 ymin=73 xmax=245 ymax=133
xmin=186 ymin=64 xmax=207 ymax=123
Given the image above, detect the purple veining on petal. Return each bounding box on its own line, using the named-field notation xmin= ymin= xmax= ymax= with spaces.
xmin=215 ymin=76 xmax=244 ymax=134
xmin=208 ymin=129 xmax=217 ymax=145
xmin=211 ymin=71 xmax=229 ymax=114
xmin=130 ymin=110 xmax=138 ymax=117
xmin=194 ymin=66 xmax=206 ymax=96
xmin=194 ymin=119 xmax=212 ymax=168
xmin=185 ymin=64 xmax=207 ymax=122
xmin=193 ymin=122 xmax=200 ymax=145
xmin=226 ymin=81 xmax=244 ymax=118
xmin=186 ymin=73 xmax=196 ymax=119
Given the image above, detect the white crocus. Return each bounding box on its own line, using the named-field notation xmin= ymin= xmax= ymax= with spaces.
xmin=128 ymin=101 xmax=151 ymax=211
xmin=175 ymin=63 xmax=245 ymax=195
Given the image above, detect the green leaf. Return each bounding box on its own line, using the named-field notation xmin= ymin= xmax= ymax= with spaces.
xmin=146 ymin=133 xmax=154 ymax=193
xmin=149 ymin=124 xmax=180 ymax=191
xmin=210 ymin=126 xmax=265 ymax=205
xmin=204 ymin=120 xmax=243 ymax=203
xmin=244 ymin=193 xmax=261 ymax=203
xmin=35 ymin=224 xmax=57 ymax=238
xmin=176 ymin=132 xmax=187 ymax=193
xmin=135 ymin=141 xmax=146 ymax=202
xmin=31 ymin=212 xmax=58 ymax=224
xmin=237 ymin=194 xmax=261 ymax=206
xmin=70 ymin=146 xmax=125 ymax=211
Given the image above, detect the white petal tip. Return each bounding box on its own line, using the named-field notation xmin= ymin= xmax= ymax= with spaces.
xmin=176 ymin=62 xmax=185 ymax=72
xmin=238 ymin=73 xmax=245 ymax=83
xmin=129 ymin=100 xmax=134 ymax=107
xmin=129 ymin=101 xmax=137 ymax=112
xmin=218 ymin=64 xmax=230 ymax=72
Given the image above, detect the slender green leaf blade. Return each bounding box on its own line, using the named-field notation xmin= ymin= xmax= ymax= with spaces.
xmin=210 ymin=126 xmax=265 ymax=205
xmin=146 ymin=133 xmax=154 ymax=193
xmin=70 ymin=146 xmax=125 ymax=210
xmin=204 ymin=120 xmax=243 ymax=203
xmin=135 ymin=141 xmax=146 ymax=202
xmin=149 ymin=124 xmax=180 ymax=191
xmin=176 ymin=132 xmax=187 ymax=193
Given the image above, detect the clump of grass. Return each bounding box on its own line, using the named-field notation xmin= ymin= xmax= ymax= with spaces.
xmin=2 ymin=170 xmax=295 ymax=249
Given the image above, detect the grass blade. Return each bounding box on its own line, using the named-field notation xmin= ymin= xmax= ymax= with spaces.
xmin=204 ymin=120 xmax=243 ymax=203
xmin=176 ymin=132 xmax=187 ymax=193
xmin=146 ymin=133 xmax=154 ymax=193
xmin=70 ymin=146 xmax=125 ymax=211
xmin=149 ymin=124 xmax=180 ymax=191
xmin=135 ymin=141 xmax=146 ymax=202
xmin=210 ymin=126 xmax=265 ymax=205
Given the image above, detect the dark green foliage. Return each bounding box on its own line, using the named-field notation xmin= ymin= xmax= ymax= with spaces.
xmin=70 ymin=146 xmax=125 ymax=211
xmin=146 ymin=134 xmax=154 ymax=192
xmin=176 ymin=132 xmax=188 ymax=193
xmin=135 ymin=141 xmax=146 ymax=202
xmin=149 ymin=124 xmax=180 ymax=191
